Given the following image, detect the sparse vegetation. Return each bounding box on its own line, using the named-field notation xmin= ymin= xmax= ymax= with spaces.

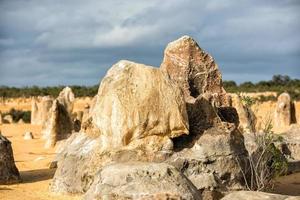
xmin=0 ymin=85 xmax=99 ymax=98
xmin=224 ymin=75 xmax=300 ymax=101
xmin=237 ymin=96 xmax=288 ymax=191
xmin=2 ymin=108 xmax=31 ymax=123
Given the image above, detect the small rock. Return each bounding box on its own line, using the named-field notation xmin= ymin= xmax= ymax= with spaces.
xmin=23 ymin=131 xmax=34 ymax=140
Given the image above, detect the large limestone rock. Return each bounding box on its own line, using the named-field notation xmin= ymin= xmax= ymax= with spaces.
xmin=221 ymin=191 xmax=300 ymax=200
xmin=0 ymin=132 xmax=21 ymax=184
xmin=84 ymin=162 xmax=201 ymax=200
xmin=160 ymin=36 xmax=248 ymax=193
xmin=281 ymin=124 xmax=300 ymax=160
xmin=230 ymin=94 xmax=256 ymax=133
xmin=31 ymin=96 xmax=53 ymax=126
xmin=274 ymin=93 xmax=292 ymax=131
xmin=43 ymin=87 xmax=75 ymax=148
xmin=51 ymin=60 xmax=189 ymax=193
xmin=161 ymin=35 xmax=224 ymax=101
xmin=88 ymin=60 xmax=188 ymax=151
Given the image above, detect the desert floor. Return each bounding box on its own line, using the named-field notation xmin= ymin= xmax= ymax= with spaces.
xmin=0 ymin=124 xmax=81 ymax=200
xmin=0 ymin=123 xmax=299 ymax=199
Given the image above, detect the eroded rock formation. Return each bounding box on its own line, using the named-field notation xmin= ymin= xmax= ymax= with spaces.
xmin=43 ymin=87 xmax=74 ymax=148
xmin=51 ymin=36 xmax=248 ymax=198
xmin=274 ymin=93 xmax=293 ymax=131
xmin=31 ymin=96 xmax=53 ymax=126
xmin=0 ymin=132 xmax=21 ymax=184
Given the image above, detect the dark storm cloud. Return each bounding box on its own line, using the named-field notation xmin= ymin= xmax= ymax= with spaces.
xmin=0 ymin=0 xmax=299 ymax=86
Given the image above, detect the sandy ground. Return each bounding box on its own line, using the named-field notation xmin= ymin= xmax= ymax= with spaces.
xmin=0 ymin=124 xmax=81 ymax=200
xmin=0 ymin=123 xmax=299 ymax=199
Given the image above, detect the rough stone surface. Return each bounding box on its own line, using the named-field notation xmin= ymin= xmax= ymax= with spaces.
xmin=230 ymin=94 xmax=256 ymax=133
xmin=0 ymin=132 xmax=21 ymax=184
xmin=169 ymin=122 xmax=248 ymax=192
xmin=42 ymin=87 xmax=75 ymax=148
xmin=0 ymin=111 xmax=2 ymax=124
xmin=51 ymin=60 xmax=189 ymax=193
xmin=31 ymin=96 xmax=53 ymax=126
xmin=89 ymin=60 xmax=188 ymax=151
xmin=274 ymin=93 xmax=292 ymax=131
xmin=221 ymin=191 xmax=300 ymax=200
xmin=281 ymin=124 xmax=300 ymax=160
xmin=84 ymin=162 xmax=202 ymax=200
xmin=161 ymin=35 xmax=224 ymax=102
xmin=23 ymin=131 xmax=34 ymax=140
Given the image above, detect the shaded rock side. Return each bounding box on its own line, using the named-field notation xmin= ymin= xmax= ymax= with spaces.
xmin=221 ymin=191 xmax=300 ymax=200
xmin=84 ymin=162 xmax=202 ymax=200
xmin=0 ymin=132 xmax=21 ymax=184
xmin=169 ymin=122 xmax=248 ymax=192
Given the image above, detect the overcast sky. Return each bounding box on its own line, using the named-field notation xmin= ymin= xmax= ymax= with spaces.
xmin=0 ymin=0 xmax=299 ymax=86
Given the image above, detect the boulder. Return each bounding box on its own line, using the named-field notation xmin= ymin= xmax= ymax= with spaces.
xmin=221 ymin=191 xmax=300 ymax=200
xmin=169 ymin=122 xmax=247 ymax=193
xmin=31 ymin=96 xmax=53 ymax=126
xmin=56 ymin=86 xmax=75 ymax=114
xmin=160 ymin=35 xmax=224 ymax=101
xmin=50 ymin=60 xmax=189 ymax=193
xmin=88 ymin=60 xmax=188 ymax=151
xmin=274 ymin=93 xmax=292 ymax=131
xmin=84 ymin=162 xmax=201 ymax=200
xmin=23 ymin=131 xmax=34 ymax=140
xmin=18 ymin=119 xmax=25 ymax=124
xmin=0 ymin=132 xmax=21 ymax=184
xmin=3 ymin=115 xmax=13 ymax=124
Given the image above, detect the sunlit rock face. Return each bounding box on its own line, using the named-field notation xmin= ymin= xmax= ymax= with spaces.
xmin=274 ymin=92 xmax=293 ymax=131
xmin=51 ymin=60 xmax=189 ymax=193
xmin=90 ymin=60 xmax=189 ymax=151
xmin=42 ymin=87 xmax=75 ymax=148
xmin=0 ymin=132 xmax=21 ymax=184
xmin=31 ymin=96 xmax=53 ymax=126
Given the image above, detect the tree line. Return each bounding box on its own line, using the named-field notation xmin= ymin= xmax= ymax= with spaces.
xmin=0 ymin=75 xmax=299 ymax=100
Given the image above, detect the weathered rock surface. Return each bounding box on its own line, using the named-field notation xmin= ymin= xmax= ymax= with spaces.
xmin=221 ymin=191 xmax=300 ymax=200
xmin=51 ymin=60 xmax=189 ymax=193
xmin=0 ymin=112 xmax=2 ymax=124
xmin=89 ymin=60 xmax=188 ymax=151
xmin=0 ymin=132 xmax=21 ymax=184
xmin=43 ymin=87 xmax=75 ymax=148
xmin=31 ymin=96 xmax=53 ymax=126
xmin=84 ymin=162 xmax=202 ymax=200
xmin=169 ymin=122 xmax=247 ymax=193
xmin=161 ymin=35 xmax=224 ymax=101
xmin=274 ymin=93 xmax=293 ymax=131
xmin=281 ymin=124 xmax=300 ymax=160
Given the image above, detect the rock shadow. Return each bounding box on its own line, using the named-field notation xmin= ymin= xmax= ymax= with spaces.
xmin=20 ymin=168 xmax=56 ymax=183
